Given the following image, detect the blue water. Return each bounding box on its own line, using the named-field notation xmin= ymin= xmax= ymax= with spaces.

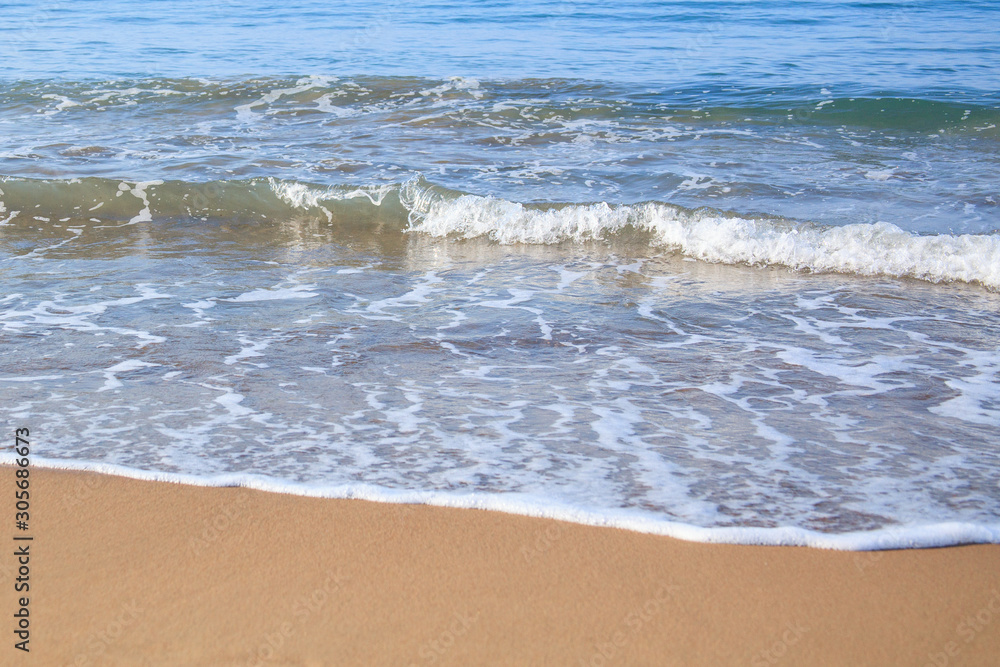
xmin=3 ymin=0 xmax=999 ymax=91
xmin=1 ymin=0 xmax=998 ymax=549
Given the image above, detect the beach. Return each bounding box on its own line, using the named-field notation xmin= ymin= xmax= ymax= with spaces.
xmin=2 ymin=2 xmax=1000 ymax=665
xmin=11 ymin=465 xmax=999 ymax=666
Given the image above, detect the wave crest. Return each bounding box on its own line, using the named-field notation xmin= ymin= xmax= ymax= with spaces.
xmin=2 ymin=175 xmax=997 ymax=290
xmin=402 ymin=183 xmax=1000 ymax=289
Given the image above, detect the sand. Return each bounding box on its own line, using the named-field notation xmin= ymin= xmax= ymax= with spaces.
xmin=3 ymin=466 xmax=999 ymax=666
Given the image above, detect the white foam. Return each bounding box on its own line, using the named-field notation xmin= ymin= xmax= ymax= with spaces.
xmin=270 ymin=178 xmax=394 ymax=208
xmin=235 ymin=75 xmax=336 ymax=121
xmin=40 ymin=94 xmax=80 ymax=116
xmin=0 ymin=375 xmax=64 ymax=382
xmin=864 ymin=168 xmax=895 ymax=181
xmin=213 ymin=389 xmax=254 ymax=417
xmin=402 ymin=190 xmax=1000 ymax=290
xmin=14 ymin=227 xmax=83 ymax=259
xmin=360 ymin=271 xmax=443 ymax=318
xmin=84 ymin=87 xmax=145 ymax=105
xmin=99 ymin=360 xmax=160 ymax=392
xmin=418 ymin=76 xmax=484 ymax=100
xmin=224 ymin=336 xmax=271 ymax=366
xmin=223 ymin=284 xmax=318 ymax=302
xmin=313 ymin=93 xmax=356 ymax=117
xmin=928 ymin=349 xmax=1000 ymax=426
xmin=776 ymin=346 xmax=916 ymax=393
xmin=5 ymin=456 xmax=998 ymax=551
xmin=0 ymin=286 xmax=170 ymax=347
xmin=120 ymin=180 xmax=163 ymax=225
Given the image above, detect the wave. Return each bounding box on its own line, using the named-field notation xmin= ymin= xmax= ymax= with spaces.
xmin=2 ymin=175 xmax=998 ymax=290
xmin=401 ymin=182 xmax=1000 ymax=290
xmin=4 ymin=77 xmax=997 ymax=134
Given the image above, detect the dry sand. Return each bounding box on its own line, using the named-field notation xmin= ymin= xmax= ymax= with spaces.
xmin=4 ymin=466 xmax=999 ymax=666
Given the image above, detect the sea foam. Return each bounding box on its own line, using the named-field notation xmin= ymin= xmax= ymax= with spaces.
xmin=6 ymin=455 xmax=999 ymax=551
xmin=401 ymin=183 xmax=1000 ymax=290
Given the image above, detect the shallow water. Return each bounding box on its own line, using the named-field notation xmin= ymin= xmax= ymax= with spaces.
xmin=1 ymin=1 xmax=998 ymax=548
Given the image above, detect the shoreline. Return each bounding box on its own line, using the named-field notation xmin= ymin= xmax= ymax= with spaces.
xmin=5 ymin=466 xmax=1000 ymax=665
xmin=7 ymin=458 xmax=998 ymax=551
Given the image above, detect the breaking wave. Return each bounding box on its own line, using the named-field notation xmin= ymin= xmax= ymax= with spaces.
xmin=2 ymin=175 xmax=998 ymax=290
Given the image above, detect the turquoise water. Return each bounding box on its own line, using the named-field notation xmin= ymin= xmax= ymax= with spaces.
xmin=1 ymin=0 xmax=998 ymax=548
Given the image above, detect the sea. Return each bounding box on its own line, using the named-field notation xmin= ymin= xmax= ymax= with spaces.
xmin=1 ymin=0 xmax=998 ymax=549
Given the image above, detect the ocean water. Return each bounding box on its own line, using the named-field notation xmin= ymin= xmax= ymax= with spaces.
xmin=1 ymin=0 xmax=999 ymax=549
